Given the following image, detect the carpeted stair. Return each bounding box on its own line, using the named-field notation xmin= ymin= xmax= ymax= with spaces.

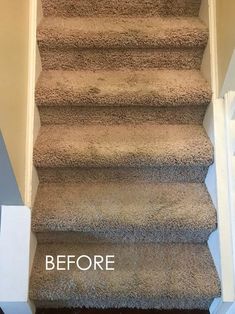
xmin=32 ymin=243 xmax=218 ymax=309
xmin=30 ymin=0 xmax=220 ymax=310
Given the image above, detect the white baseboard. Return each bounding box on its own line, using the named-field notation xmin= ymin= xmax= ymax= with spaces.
xmin=210 ymin=298 xmax=235 ymax=314
xmin=1 ymin=301 xmax=35 ymax=314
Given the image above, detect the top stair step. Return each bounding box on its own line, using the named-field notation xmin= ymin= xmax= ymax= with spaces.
xmin=41 ymin=0 xmax=201 ymax=17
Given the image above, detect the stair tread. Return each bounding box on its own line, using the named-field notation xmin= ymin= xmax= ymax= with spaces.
xmin=30 ymin=242 xmax=220 ymax=309
xmin=34 ymin=124 xmax=213 ymax=168
xmin=36 ymin=69 xmax=211 ymax=107
xmin=32 ymin=182 xmax=216 ymax=243
xmin=38 ymin=16 xmax=208 ymax=49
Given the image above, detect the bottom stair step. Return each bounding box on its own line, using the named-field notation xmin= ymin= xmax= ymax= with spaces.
xmin=30 ymin=243 xmax=220 ymax=310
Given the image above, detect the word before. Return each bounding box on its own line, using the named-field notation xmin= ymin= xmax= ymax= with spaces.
xmin=46 ymin=254 xmax=115 ymax=271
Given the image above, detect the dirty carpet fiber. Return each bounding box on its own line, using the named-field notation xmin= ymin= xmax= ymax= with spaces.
xmin=30 ymin=0 xmax=220 ymax=311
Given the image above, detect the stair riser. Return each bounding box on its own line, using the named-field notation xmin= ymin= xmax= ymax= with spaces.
xmin=41 ymin=0 xmax=201 ymax=17
xmin=35 ymin=227 xmax=215 ymax=244
xmin=33 ymin=310 xmax=212 ymax=314
xmin=36 ymin=166 xmax=210 ymax=183
xmin=33 ymin=298 xmax=213 ymax=310
xmin=38 ymin=106 xmax=207 ymax=125
xmin=39 ymin=48 xmax=204 ymax=71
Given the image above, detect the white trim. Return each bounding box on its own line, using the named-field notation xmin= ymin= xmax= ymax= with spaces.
xmin=0 ymin=206 xmax=32 ymax=303
xmin=213 ymin=98 xmax=235 ymax=301
xmin=0 ymin=206 xmax=36 ymax=313
xmin=228 ymin=92 xmax=235 ymax=120
xmin=224 ymin=92 xmax=235 ymax=285
xmin=1 ymin=301 xmax=35 ymax=314
xmin=25 ymin=0 xmax=42 ymax=207
xmin=208 ymin=0 xmax=219 ymax=100
xmin=25 ymin=0 xmax=38 ymax=207
xmin=204 ymin=0 xmax=235 ymax=304
xmin=200 ymin=0 xmax=212 ymax=85
xmin=210 ymin=298 xmax=234 ymax=314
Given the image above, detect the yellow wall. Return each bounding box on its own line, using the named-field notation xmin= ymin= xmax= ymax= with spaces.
xmin=0 ymin=1 xmax=29 ymax=200
xmin=216 ymin=0 xmax=235 ymax=91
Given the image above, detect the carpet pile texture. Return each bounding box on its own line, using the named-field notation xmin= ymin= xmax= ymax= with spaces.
xmin=30 ymin=0 xmax=220 ymax=310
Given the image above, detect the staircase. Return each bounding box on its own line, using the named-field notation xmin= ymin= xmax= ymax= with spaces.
xmin=30 ymin=0 xmax=220 ymax=310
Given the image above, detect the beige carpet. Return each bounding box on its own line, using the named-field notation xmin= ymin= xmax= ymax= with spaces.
xmin=30 ymin=0 xmax=220 ymax=310
xmin=36 ymin=310 xmax=209 ymax=314
xmin=31 ymin=243 xmax=219 ymax=309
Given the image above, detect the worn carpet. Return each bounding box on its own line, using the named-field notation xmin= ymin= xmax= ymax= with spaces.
xmin=30 ymin=0 xmax=220 ymax=310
